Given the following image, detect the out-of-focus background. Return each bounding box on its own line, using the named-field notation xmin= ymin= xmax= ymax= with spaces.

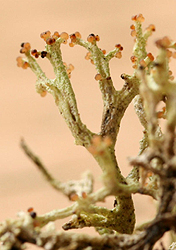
xmin=1 ymin=0 xmax=176 ymax=247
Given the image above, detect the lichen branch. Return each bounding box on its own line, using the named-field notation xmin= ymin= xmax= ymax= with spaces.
xmin=8 ymin=14 xmax=176 ymax=250
xmin=21 ymin=139 xmax=93 ymax=199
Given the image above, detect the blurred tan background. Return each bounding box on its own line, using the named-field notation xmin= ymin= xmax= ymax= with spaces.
xmin=1 ymin=0 xmax=176 ymax=246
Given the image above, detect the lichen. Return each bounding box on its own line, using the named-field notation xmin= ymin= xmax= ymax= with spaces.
xmin=1 ymin=13 xmax=176 ymax=249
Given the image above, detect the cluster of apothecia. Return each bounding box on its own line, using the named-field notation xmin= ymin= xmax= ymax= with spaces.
xmin=17 ymin=31 xmax=125 ymax=86
xmin=129 ymin=14 xmax=176 ymax=75
xmin=69 ymin=31 xmax=82 ymax=47
xmin=130 ymin=14 xmax=145 ymax=37
xmin=130 ymin=14 xmax=155 ymax=37
xmin=155 ymin=36 xmax=176 ymax=80
xmin=155 ymin=36 xmax=171 ymax=49
xmin=16 ymin=43 xmax=31 ymax=69
xmin=87 ymin=33 xmax=100 ymax=43
xmin=114 ymin=43 xmax=123 ymax=58
xmin=27 ymin=207 xmax=37 ymax=219
xmin=63 ymin=62 xmax=75 ymax=79
xmin=18 ymin=16 xmax=176 ymax=84
xmin=94 ymin=44 xmax=123 ymax=82
xmin=16 ymin=56 xmax=29 ymax=69
xmin=31 ymin=49 xmax=48 ymax=59
xmin=70 ymin=33 xmax=100 ymax=66
xmin=27 ymin=207 xmax=40 ymax=227
xmin=84 ymin=34 xmax=101 ymax=65
xmin=130 ymin=14 xmax=156 ymax=69
xmin=17 ymin=31 xmax=70 ymax=67
xmin=69 ymin=191 xmax=87 ymax=202
xmin=40 ymin=30 xmax=69 ymax=45
xmin=20 ymin=42 xmax=31 ymax=53
xmin=157 ymin=107 xmax=166 ymax=119
xmin=70 ymin=32 xmax=100 ymax=47
xmin=131 ymin=52 xmax=154 ymax=70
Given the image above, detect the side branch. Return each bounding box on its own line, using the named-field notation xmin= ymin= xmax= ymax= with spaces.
xmin=27 ymin=41 xmax=94 ymax=147
xmin=20 ymin=139 xmax=93 ymax=199
xmin=1 ymin=212 xmax=176 ymax=250
xmin=100 ymin=74 xmax=140 ymax=142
